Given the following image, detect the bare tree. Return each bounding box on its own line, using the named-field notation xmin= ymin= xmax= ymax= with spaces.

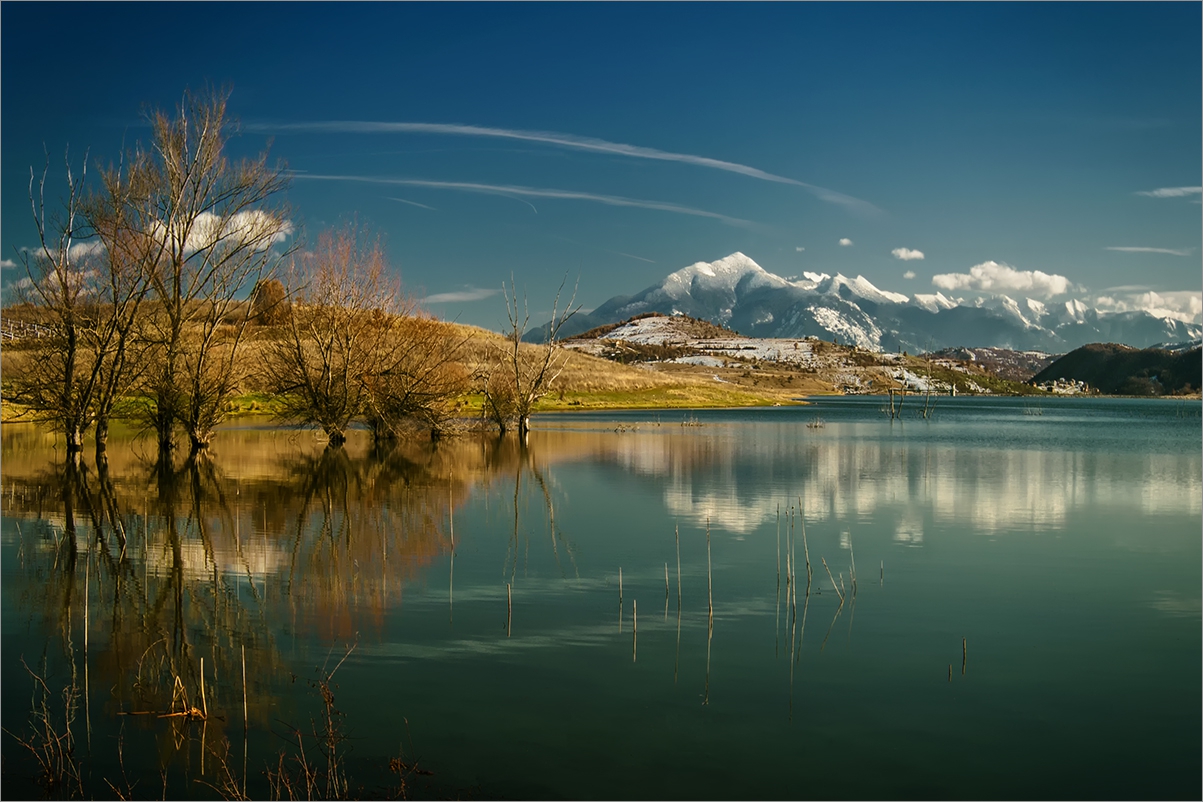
xmin=119 ymin=87 xmax=292 ymax=454
xmin=479 ymin=276 xmax=578 ymax=438
xmin=6 ymin=151 xmax=100 ymax=458
xmin=6 ymin=150 xmax=151 ymax=458
xmin=260 ymin=224 xmax=467 ymax=447
xmin=361 ymin=315 xmax=469 ymax=442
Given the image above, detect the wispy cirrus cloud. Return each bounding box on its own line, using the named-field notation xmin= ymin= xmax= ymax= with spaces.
xmin=892 ymin=247 xmax=924 ymax=261
xmin=295 ymin=174 xmax=760 ymax=229
xmin=255 ymin=120 xmax=881 ymax=216
xmin=387 ymin=196 xmax=437 ymax=211
xmin=424 ymin=286 xmax=501 ymax=303
xmin=1134 ymin=186 xmax=1202 ymax=199
xmin=1105 ymin=246 xmax=1193 ymax=256
xmin=932 ymin=261 xmax=1072 ymax=298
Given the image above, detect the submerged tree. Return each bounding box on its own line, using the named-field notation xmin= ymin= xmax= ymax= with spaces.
xmin=260 ymin=223 xmax=467 ymax=447
xmin=121 ymin=87 xmax=292 ymax=454
xmin=6 ymin=150 xmax=151 ymax=458
xmin=479 ymin=276 xmax=578 ymax=438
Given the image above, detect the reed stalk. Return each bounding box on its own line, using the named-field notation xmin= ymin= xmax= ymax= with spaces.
xmin=675 ymin=525 xmax=682 ymax=608
xmin=200 ymin=658 xmax=208 ymax=719
xmin=798 ymin=498 xmax=812 ymax=587
xmin=849 ymin=536 xmax=857 ymax=597
xmin=706 ymin=518 xmax=713 ymax=622
xmin=821 ymin=557 xmax=844 ymax=602
xmin=962 ymin=638 xmax=967 ymax=675
xmin=242 ymin=646 xmax=248 ymax=733
xmin=507 ymin=583 xmax=512 ymax=637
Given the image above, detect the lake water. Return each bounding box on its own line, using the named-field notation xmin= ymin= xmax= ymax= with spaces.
xmin=2 ymin=397 xmax=1200 ymax=800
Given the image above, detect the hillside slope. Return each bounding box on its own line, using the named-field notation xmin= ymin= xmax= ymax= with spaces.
xmin=1031 ymin=343 xmax=1202 ymax=395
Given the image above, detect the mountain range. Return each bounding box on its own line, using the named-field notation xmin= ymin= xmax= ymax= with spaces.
xmin=534 ymin=253 xmax=1201 ymax=353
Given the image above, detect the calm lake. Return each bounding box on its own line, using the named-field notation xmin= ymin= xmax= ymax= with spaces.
xmin=2 ymin=397 xmax=1200 ymax=800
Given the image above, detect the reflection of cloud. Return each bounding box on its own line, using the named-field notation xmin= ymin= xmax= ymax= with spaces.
xmin=894 ymin=516 xmax=924 ymax=546
xmin=1148 ymin=591 xmax=1201 ymax=618
xmin=145 ymin=538 xmax=286 ymax=580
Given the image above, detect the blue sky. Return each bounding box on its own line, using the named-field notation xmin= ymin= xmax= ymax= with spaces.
xmin=3 ymin=2 xmax=1200 ymax=329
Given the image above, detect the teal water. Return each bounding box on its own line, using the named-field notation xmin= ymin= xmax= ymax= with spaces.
xmin=2 ymin=397 xmax=1200 ymax=799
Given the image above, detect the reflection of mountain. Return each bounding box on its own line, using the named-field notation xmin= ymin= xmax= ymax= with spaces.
xmin=527 ymin=424 xmax=1202 ymax=539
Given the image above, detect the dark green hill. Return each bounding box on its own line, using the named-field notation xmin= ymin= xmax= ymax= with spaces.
xmin=1031 ymin=343 xmax=1201 ymax=395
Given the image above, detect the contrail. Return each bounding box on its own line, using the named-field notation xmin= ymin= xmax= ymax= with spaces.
xmin=295 ymin=174 xmax=761 ymax=229
xmin=254 ymin=120 xmax=881 ymax=215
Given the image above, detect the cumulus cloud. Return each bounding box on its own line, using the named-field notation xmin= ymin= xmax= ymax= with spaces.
xmin=148 ymin=210 xmax=293 ymax=253
xmin=839 ymin=238 xmax=853 ymax=246
xmin=1135 ymin=186 xmax=1202 ymax=199
xmin=1105 ymin=246 xmax=1192 ymax=257
xmin=903 ymin=270 xmax=916 ymax=280
xmin=795 ymin=246 xmax=805 ymax=252
xmin=424 ymin=286 xmax=502 ymax=303
xmin=1 ymin=258 xmax=17 ymax=270
xmin=931 ymin=261 xmax=1072 ymax=298
xmin=892 ymin=247 xmax=924 ymax=261
xmin=1094 ymin=289 xmax=1202 ymax=324
xmin=21 ymin=240 xmax=106 ymax=262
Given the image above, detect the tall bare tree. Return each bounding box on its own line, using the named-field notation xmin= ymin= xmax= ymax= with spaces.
xmin=479 ymin=276 xmax=578 ymax=438
xmin=120 ymin=87 xmax=292 ymax=454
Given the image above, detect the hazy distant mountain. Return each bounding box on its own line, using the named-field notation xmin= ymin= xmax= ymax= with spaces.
xmin=531 ymin=252 xmax=1202 ymax=353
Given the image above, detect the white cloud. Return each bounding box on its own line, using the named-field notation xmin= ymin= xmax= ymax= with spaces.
xmin=1105 ymin=246 xmax=1192 ymax=257
xmin=795 ymin=246 xmax=805 ymax=252
xmin=257 ymin=120 xmax=882 ymax=215
xmin=1135 ymin=186 xmax=1202 ymax=198
xmin=148 ymin=210 xmax=292 ymax=253
xmin=296 ymin=174 xmax=760 ymax=229
xmin=424 ymin=286 xmax=502 ymax=303
xmin=903 ymin=270 xmax=916 ymax=280
xmin=839 ymin=238 xmax=853 ymax=246
xmin=892 ymin=247 xmax=925 ymax=261
xmin=1094 ymin=289 xmax=1202 ymax=323
xmin=21 ymin=240 xmax=106 ymax=262
xmin=0 ymin=258 xmax=17 ymax=270
xmin=931 ymin=261 xmax=1072 ymax=298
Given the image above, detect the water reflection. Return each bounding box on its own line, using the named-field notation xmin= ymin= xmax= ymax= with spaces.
xmin=2 ymin=402 xmax=1199 ymax=800
xmin=535 ymin=420 xmax=1202 ymax=538
xmin=0 ymin=426 xmax=529 ymax=797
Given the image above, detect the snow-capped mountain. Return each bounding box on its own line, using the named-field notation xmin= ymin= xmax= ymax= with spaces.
xmin=536 ymin=253 xmax=1201 ymax=353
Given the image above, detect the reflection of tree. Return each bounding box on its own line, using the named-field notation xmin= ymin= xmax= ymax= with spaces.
xmin=2 ymin=436 xmax=427 ymax=792
xmin=1 ymin=426 xmax=581 ymax=794
xmin=481 ymin=436 xmax=578 ymax=584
